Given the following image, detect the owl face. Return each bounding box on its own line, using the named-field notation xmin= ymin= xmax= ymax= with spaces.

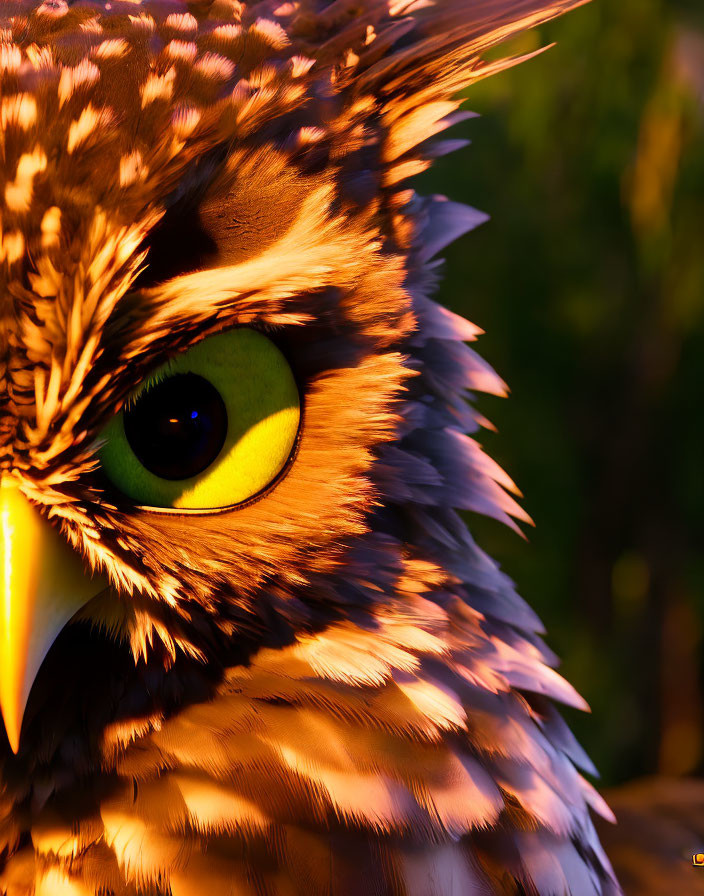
xmin=0 ymin=0 xmax=575 ymax=758
xmin=0 ymin=0 xmax=422 ymax=754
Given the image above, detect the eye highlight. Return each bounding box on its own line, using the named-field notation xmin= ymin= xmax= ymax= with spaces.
xmin=99 ymin=328 xmax=300 ymax=510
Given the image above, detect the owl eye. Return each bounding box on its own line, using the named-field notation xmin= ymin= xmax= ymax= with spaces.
xmin=98 ymin=328 xmax=300 ymax=510
xmin=123 ymin=373 xmax=228 ymax=481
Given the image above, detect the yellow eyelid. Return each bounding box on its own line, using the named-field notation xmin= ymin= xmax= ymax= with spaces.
xmin=129 ymin=420 xmax=302 ymax=515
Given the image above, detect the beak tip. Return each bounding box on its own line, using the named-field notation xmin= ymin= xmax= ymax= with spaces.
xmin=1 ymin=709 xmax=21 ymax=754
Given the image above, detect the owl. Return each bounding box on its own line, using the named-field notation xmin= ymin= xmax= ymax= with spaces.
xmin=0 ymin=0 xmax=621 ymax=894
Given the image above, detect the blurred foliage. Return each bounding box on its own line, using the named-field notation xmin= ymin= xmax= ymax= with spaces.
xmin=419 ymin=0 xmax=704 ymax=785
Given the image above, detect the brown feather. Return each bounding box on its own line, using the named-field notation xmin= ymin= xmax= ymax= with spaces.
xmin=0 ymin=0 xmax=618 ymax=894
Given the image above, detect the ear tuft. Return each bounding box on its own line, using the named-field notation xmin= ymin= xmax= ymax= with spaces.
xmin=298 ymin=0 xmax=587 ymax=94
xmin=286 ymin=0 xmax=588 ymax=188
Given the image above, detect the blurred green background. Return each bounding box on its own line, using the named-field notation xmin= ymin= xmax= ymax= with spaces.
xmin=420 ymin=0 xmax=704 ymax=786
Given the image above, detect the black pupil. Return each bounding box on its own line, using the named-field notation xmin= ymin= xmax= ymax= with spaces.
xmin=123 ymin=372 xmax=228 ymax=480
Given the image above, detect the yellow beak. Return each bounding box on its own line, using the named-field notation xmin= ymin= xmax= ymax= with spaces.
xmin=0 ymin=479 xmax=106 ymax=753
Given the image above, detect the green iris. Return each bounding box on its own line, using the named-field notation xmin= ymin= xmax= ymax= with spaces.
xmin=99 ymin=328 xmax=300 ymax=509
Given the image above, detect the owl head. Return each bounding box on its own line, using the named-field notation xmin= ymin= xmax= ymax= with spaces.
xmin=0 ymin=0 xmax=580 ymax=762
